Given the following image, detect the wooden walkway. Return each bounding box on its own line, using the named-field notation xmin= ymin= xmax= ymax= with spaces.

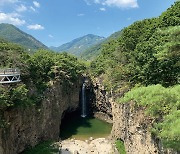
xmin=0 ymin=68 xmax=21 ymax=83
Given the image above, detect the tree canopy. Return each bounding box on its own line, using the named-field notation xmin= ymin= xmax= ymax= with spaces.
xmin=0 ymin=40 xmax=85 ymax=110
xmin=90 ymin=2 xmax=180 ymax=151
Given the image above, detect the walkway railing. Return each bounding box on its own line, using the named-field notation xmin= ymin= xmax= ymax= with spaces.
xmin=0 ymin=68 xmax=21 ymax=83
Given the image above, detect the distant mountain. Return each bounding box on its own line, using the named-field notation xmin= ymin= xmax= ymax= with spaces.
xmin=81 ymin=30 xmax=123 ymax=60
xmin=50 ymin=34 xmax=105 ymax=56
xmin=0 ymin=23 xmax=48 ymax=52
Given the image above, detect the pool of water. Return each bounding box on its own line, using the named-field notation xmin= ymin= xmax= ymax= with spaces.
xmin=60 ymin=113 xmax=112 ymax=140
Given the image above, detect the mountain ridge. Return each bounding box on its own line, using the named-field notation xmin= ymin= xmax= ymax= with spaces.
xmin=0 ymin=23 xmax=48 ymax=52
xmin=50 ymin=34 xmax=105 ymax=57
xmin=81 ymin=30 xmax=123 ymax=60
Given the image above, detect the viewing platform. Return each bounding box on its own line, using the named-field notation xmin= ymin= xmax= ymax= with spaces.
xmin=0 ymin=68 xmax=21 ymax=84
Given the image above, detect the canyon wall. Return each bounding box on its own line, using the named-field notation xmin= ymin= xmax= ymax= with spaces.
xmin=110 ymin=100 xmax=178 ymax=154
xmin=111 ymin=100 xmax=160 ymax=154
xmin=91 ymin=78 xmax=113 ymax=123
xmin=0 ymin=80 xmax=81 ymax=154
xmin=92 ymin=80 xmax=177 ymax=154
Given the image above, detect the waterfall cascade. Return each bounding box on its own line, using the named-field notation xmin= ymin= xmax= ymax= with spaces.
xmin=81 ymin=82 xmax=87 ymax=118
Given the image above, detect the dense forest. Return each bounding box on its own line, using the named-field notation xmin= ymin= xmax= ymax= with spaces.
xmin=90 ymin=1 xmax=180 ymax=151
xmin=0 ymin=38 xmax=85 ymax=112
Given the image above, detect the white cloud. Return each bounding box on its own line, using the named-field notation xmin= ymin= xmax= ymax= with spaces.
xmin=0 ymin=0 xmax=19 ymax=6
xmin=48 ymin=34 xmax=53 ymax=38
xmin=0 ymin=12 xmax=25 ymax=25
xmin=84 ymin=0 xmax=138 ymax=8
xmin=100 ymin=7 xmax=106 ymax=11
xmin=27 ymin=24 xmax=44 ymax=30
xmin=30 ymin=6 xmax=36 ymax=12
xmin=77 ymin=13 xmax=85 ymax=16
xmin=8 ymin=12 xmax=21 ymax=17
xmin=103 ymin=0 xmax=138 ymax=8
xmin=16 ymin=4 xmax=27 ymax=12
xmin=33 ymin=1 xmax=40 ymax=8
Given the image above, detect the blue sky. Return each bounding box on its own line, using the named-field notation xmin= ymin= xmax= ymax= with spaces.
xmin=0 ymin=0 xmax=176 ymax=47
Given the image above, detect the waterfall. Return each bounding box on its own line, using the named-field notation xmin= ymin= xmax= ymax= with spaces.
xmin=81 ymin=83 xmax=87 ymax=118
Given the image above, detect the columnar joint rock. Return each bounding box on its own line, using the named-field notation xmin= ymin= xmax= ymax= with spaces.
xmin=91 ymin=78 xmax=113 ymax=122
xmin=0 ymin=80 xmax=81 ymax=154
xmin=92 ymin=79 xmax=176 ymax=154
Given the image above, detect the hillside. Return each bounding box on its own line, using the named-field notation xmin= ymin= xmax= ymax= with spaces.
xmin=90 ymin=1 xmax=180 ymax=151
xmin=50 ymin=34 xmax=105 ymax=57
xmin=81 ymin=30 xmax=123 ymax=60
xmin=0 ymin=23 xmax=48 ymax=52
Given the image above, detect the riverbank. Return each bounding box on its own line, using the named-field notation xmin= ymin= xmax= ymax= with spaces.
xmin=57 ymin=138 xmax=118 ymax=154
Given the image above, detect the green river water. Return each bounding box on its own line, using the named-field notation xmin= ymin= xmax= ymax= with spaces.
xmin=60 ymin=114 xmax=112 ymax=140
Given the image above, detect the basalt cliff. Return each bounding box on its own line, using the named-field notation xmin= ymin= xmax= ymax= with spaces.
xmin=91 ymin=78 xmax=178 ymax=154
xmin=0 ymin=80 xmax=81 ymax=154
xmin=0 ymin=77 xmax=177 ymax=154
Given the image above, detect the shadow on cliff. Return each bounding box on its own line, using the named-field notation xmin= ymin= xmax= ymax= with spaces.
xmin=60 ymin=111 xmax=92 ymax=140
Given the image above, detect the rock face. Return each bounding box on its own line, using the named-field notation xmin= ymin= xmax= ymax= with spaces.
xmin=110 ymin=101 xmax=178 ymax=154
xmin=92 ymin=79 xmax=158 ymax=153
xmin=91 ymin=78 xmax=113 ymax=122
xmin=92 ymin=80 xmax=176 ymax=154
xmin=0 ymin=80 xmax=81 ymax=154
xmin=111 ymin=101 xmax=160 ymax=154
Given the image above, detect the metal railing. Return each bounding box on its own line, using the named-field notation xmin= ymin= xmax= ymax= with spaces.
xmin=0 ymin=68 xmax=21 ymax=84
xmin=0 ymin=68 xmax=20 ymax=75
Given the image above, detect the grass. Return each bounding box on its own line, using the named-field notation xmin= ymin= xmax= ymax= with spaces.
xmin=22 ymin=141 xmax=59 ymax=154
xmin=115 ymin=139 xmax=126 ymax=154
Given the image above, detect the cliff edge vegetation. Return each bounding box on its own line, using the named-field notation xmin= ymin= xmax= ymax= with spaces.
xmin=90 ymin=1 xmax=180 ymax=152
xmin=0 ymin=38 xmax=85 ymax=123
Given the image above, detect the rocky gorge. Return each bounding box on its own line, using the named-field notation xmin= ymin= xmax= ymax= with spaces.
xmin=0 ymin=80 xmax=81 ymax=154
xmin=0 ymin=76 xmax=178 ymax=154
xmin=0 ymin=2 xmax=179 ymax=153
xmin=91 ymin=78 xmax=178 ymax=154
